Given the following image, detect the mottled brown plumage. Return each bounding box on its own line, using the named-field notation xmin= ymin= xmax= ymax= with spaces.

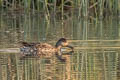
xmin=20 ymin=38 xmax=73 ymax=59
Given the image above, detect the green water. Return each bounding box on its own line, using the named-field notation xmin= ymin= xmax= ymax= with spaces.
xmin=0 ymin=12 xmax=120 ymax=80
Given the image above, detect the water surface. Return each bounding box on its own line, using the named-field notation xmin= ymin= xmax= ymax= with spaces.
xmin=0 ymin=12 xmax=120 ymax=80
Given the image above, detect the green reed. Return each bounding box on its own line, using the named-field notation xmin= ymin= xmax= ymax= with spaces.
xmin=0 ymin=0 xmax=119 ymax=18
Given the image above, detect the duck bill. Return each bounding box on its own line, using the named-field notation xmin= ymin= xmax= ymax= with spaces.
xmin=66 ymin=45 xmax=74 ymax=51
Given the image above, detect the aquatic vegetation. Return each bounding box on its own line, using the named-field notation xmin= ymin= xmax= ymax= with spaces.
xmin=0 ymin=0 xmax=119 ymax=18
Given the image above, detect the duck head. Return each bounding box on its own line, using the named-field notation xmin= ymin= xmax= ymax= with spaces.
xmin=55 ymin=38 xmax=73 ymax=50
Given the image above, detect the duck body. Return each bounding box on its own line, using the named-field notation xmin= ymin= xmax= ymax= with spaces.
xmin=36 ymin=43 xmax=58 ymax=57
xmin=20 ymin=42 xmax=57 ymax=57
xmin=20 ymin=38 xmax=73 ymax=59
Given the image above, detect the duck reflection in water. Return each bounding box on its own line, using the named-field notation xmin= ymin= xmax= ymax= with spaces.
xmin=20 ymin=38 xmax=73 ymax=61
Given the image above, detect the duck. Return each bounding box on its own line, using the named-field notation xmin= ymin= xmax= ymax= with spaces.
xmin=20 ymin=38 xmax=73 ymax=59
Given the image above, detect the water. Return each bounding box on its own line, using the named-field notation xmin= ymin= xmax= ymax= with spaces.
xmin=0 ymin=12 xmax=120 ymax=80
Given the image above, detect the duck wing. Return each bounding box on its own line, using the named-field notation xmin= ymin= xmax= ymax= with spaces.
xmin=21 ymin=42 xmax=40 ymax=47
xmin=20 ymin=42 xmax=40 ymax=56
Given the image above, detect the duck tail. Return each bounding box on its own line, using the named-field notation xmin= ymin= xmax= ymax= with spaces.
xmin=20 ymin=42 xmax=37 ymax=56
